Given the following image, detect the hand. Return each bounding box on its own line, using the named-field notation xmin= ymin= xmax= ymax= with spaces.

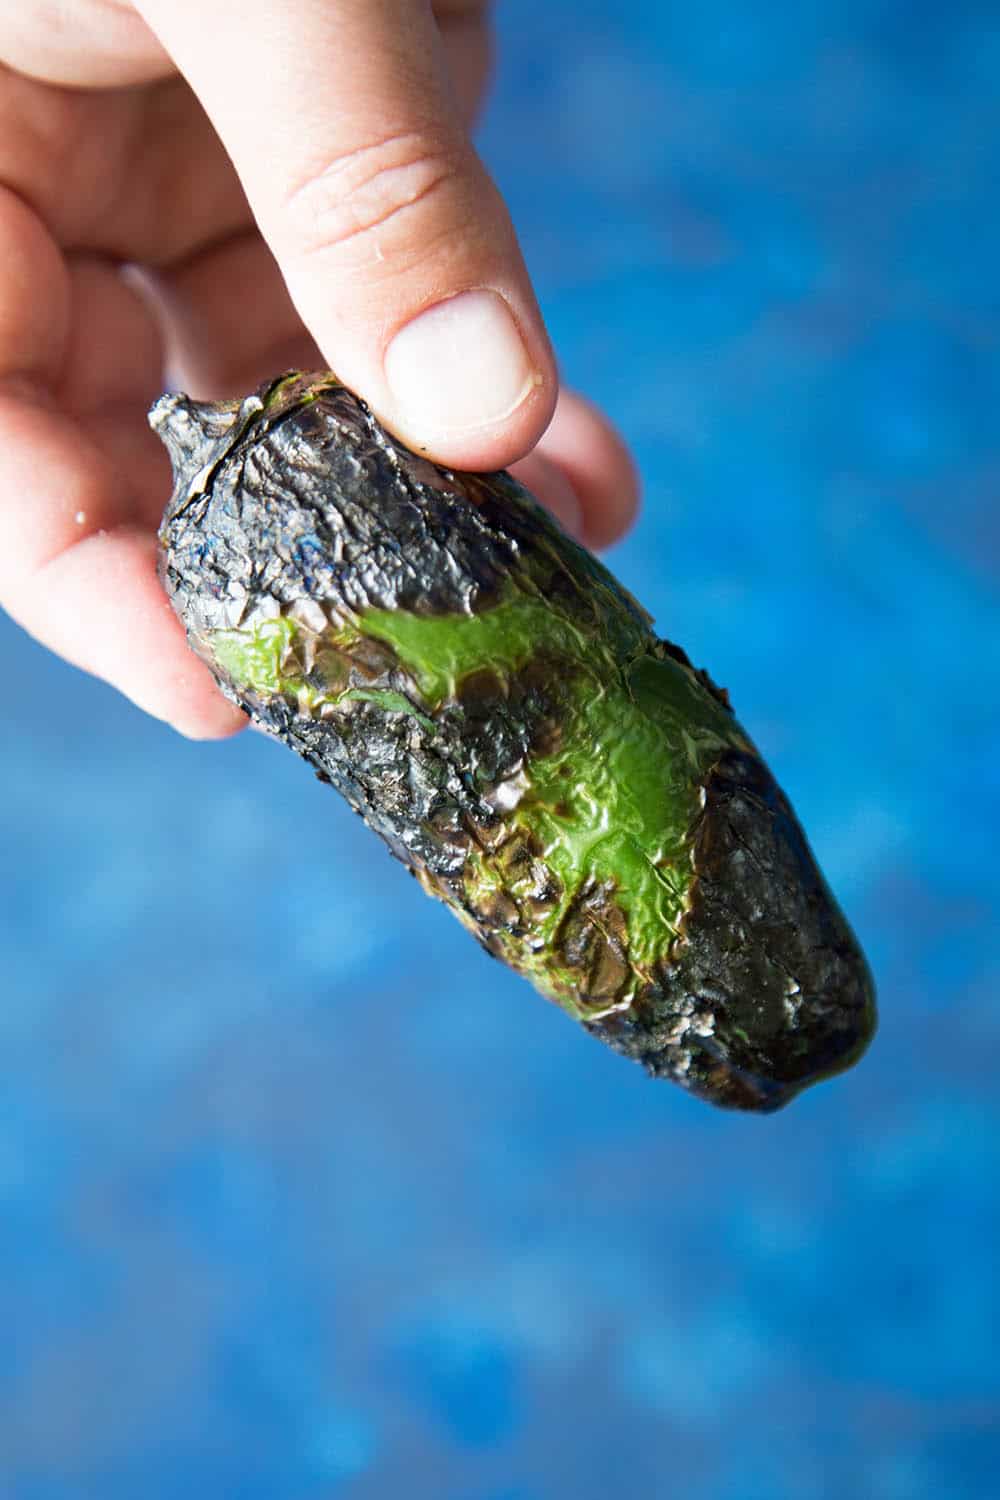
xmin=0 ymin=1 xmax=639 ymax=737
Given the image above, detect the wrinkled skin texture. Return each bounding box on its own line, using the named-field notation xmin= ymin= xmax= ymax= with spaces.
xmin=155 ymin=373 xmax=876 ymax=1111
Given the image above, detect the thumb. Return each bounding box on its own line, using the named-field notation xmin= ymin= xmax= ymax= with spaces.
xmin=134 ymin=0 xmax=557 ymax=469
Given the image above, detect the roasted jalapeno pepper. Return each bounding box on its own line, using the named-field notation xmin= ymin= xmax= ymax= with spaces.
xmin=153 ymin=371 xmax=875 ymax=1111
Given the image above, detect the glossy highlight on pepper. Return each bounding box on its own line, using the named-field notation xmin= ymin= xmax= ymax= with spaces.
xmin=152 ymin=371 xmax=876 ymax=1111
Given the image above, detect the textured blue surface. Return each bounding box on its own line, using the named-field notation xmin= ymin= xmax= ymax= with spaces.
xmin=3 ymin=3 xmax=999 ymax=1496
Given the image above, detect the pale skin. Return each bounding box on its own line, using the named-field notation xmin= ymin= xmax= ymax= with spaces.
xmin=0 ymin=0 xmax=638 ymax=738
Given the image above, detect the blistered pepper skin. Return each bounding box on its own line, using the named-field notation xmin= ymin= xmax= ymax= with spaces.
xmin=153 ymin=372 xmax=875 ymax=1111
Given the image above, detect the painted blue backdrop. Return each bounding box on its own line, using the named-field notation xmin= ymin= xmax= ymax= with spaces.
xmin=2 ymin=2 xmax=998 ymax=1496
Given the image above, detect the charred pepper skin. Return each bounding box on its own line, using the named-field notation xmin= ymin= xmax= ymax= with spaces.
xmin=153 ymin=371 xmax=876 ymax=1111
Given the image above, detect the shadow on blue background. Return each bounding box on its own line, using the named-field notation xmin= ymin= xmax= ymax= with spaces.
xmin=2 ymin=3 xmax=998 ymax=1497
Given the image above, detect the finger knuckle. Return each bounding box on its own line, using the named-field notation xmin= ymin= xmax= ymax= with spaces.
xmin=283 ymin=129 xmax=464 ymax=264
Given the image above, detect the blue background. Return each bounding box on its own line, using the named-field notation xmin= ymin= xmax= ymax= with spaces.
xmin=3 ymin=2 xmax=999 ymax=1496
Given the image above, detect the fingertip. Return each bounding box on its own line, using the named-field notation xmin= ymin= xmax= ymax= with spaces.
xmin=161 ymin=667 xmax=248 ymax=742
xmin=17 ymin=523 xmax=246 ymax=742
xmin=534 ymin=390 xmax=641 ymax=550
xmin=378 ymin=287 xmax=557 ymax=470
xmin=508 ymin=449 xmax=584 ymax=540
xmin=172 ymin=708 xmax=247 ymax=742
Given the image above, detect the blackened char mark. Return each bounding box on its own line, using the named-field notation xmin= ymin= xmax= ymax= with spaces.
xmin=228 ymin=387 xmax=539 ymax=617
xmin=161 ymin=376 xmax=657 ymax=642
xmin=234 ymin=645 xmax=569 ymax=885
xmin=554 ymin=878 xmax=631 ymax=1004
xmin=244 ymin=688 xmax=501 ymax=879
xmin=587 ymin=748 xmax=876 ymax=1112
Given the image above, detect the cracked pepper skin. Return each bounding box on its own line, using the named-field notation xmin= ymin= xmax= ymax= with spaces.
xmin=152 ymin=371 xmax=876 ymax=1111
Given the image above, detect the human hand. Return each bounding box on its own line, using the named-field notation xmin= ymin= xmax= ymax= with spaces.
xmin=0 ymin=1 xmax=639 ymax=737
